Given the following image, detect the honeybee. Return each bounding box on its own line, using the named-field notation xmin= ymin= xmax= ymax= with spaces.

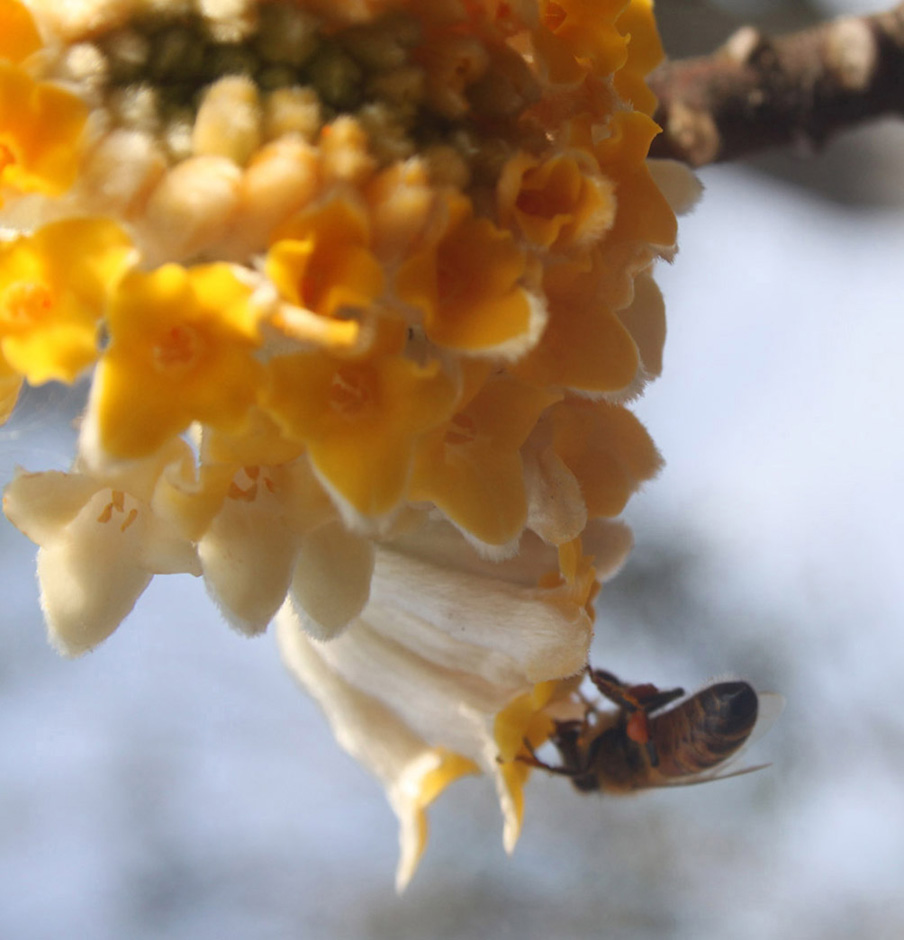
xmin=523 ymin=668 xmax=783 ymax=792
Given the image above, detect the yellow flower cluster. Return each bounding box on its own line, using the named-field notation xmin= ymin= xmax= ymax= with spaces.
xmin=1 ymin=0 xmax=698 ymax=887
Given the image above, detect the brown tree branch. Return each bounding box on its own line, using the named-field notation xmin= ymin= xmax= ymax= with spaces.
xmin=648 ymin=3 xmax=904 ymax=166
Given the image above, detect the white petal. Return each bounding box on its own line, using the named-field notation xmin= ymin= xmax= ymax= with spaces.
xmin=387 ymin=518 xmax=567 ymax=587
xmin=277 ymin=614 xmax=476 ymax=892
xmin=369 ymin=534 xmax=592 ymax=682
xmin=647 ymin=159 xmax=704 ymax=216
xmin=199 ymin=489 xmax=300 ymax=635
xmin=583 ymin=519 xmax=635 ymax=582
xmin=139 ymin=514 xmax=203 ymax=576
xmin=75 ymin=428 xmax=199 ymax=505
xmin=278 ymin=521 xmax=597 ymax=884
xmin=615 ymin=271 xmax=666 ymax=380
xmin=523 ymin=447 xmax=587 ymax=545
xmin=3 ymin=469 xmax=102 ymax=545
xmin=281 ymin=604 xmax=541 ymax=871
xmin=289 ymin=521 xmax=375 ymax=641
xmin=36 ymin=490 xmax=156 ymax=656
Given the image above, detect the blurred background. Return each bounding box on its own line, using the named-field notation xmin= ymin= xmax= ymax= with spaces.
xmin=3 ymin=1 xmax=904 ymax=937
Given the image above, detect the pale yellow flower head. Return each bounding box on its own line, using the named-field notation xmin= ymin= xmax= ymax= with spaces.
xmin=1 ymin=0 xmax=699 ymax=888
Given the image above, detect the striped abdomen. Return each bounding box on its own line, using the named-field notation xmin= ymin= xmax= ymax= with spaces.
xmin=648 ymin=681 xmax=759 ymax=779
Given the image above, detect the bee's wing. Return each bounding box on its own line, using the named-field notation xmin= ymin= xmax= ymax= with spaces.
xmin=657 ymin=691 xmax=785 ymax=788
xmin=655 ymin=762 xmax=774 ymax=788
xmin=743 ymin=691 xmax=785 ymax=748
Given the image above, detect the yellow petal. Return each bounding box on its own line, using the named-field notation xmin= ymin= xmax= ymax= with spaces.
xmin=544 ymin=398 xmax=662 ymax=519
xmin=410 ymin=376 xmax=561 ymax=547
xmin=264 ymin=348 xmax=458 ymax=519
xmin=397 ymin=193 xmax=544 ymax=357
xmin=493 ymin=682 xmax=558 ymax=851
xmin=614 ymin=0 xmax=665 ymax=115
xmin=0 ymin=219 xmax=135 ymax=385
xmin=497 ymin=150 xmax=616 ymax=250
xmin=536 ymin=0 xmax=630 ymax=78
xmin=266 ymin=193 xmax=384 ymax=320
xmin=596 ymin=111 xmax=678 ymax=249
xmin=615 ymin=269 xmax=665 ymax=379
xmin=0 ymin=62 xmax=87 ymax=197
xmin=514 ymin=256 xmax=641 ymax=394
xmin=94 ymin=263 xmax=263 ymax=459
xmin=0 ymin=0 xmax=42 ymax=64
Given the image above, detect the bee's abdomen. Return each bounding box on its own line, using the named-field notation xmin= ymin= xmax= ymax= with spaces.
xmin=651 ymin=681 xmax=758 ymax=777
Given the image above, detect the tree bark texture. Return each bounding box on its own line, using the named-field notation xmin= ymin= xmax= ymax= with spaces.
xmin=649 ymin=3 xmax=904 ymax=166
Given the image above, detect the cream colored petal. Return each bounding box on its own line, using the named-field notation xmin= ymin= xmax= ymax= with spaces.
xmin=357 ymin=595 xmax=525 ymax=693
xmin=141 ymin=156 xmax=242 ymax=264
xmin=324 ymin=606 xmax=542 ymax=854
xmin=199 ymin=488 xmax=300 ymax=635
xmin=289 ymin=521 xmax=375 ymax=641
xmin=35 ymin=489 xmax=158 ymax=656
xmin=282 ymin=599 xmax=544 ymax=866
xmin=140 ymin=512 xmax=203 ymax=576
xmin=278 ymin=613 xmax=477 ymax=892
xmin=76 ymin=424 xmax=199 ymax=506
xmin=38 ymin=544 xmax=151 ymax=656
xmin=387 ymin=518 xmax=565 ymax=588
xmin=3 ymin=469 xmax=103 ymax=545
xmin=582 ymin=519 xmax=635 ymax=582
xmin=286 ymin=607 xmax=508 ymax=758
xmin=368 ymin=534 xmax=592 ymax=682
xmin=76 ymin=130 xmax=167 ymax=218
xmin=522 ymin=446 xmax=587 ymax=545
xmin=647 ymin=159 xmax=704 ymax=216
xmin=0 ymin=372 xmax=22 ymax=424
xmin=615 ymin=270 xmax=666 ymax=380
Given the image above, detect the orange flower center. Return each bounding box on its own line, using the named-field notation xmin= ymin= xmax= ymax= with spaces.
xmin=0 ymin=282 xmax=54 ymax=327
xmin=96 ymin=490 xmax=138 ymax=531
xmin=153 ymin=324 xmax=202 ymax=372
xmin=543 ymin=1 xmax=567 ymax=32
xmin=329 ymin=365 xmax=374 ymax=418
xmin=299 ymin=265 xmax=325 ymax=311
xmin=228 ymin=466 xmax=268 ymax=502
xmin=436 ymin=250 xmax=466 ymax=305
xmin=444 ymin=413 xmax=476 ymax=447
xmin=0 ymin=142 xmax=14 ymax=175
xmin=516 ymin=187 xmax=561 ymax=219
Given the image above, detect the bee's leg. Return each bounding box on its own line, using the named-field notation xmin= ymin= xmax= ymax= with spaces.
xmin=516 ymin=717 xmax=592 ymax=777
xmin=588 ymin=667 xmax=685 ymax=716
xmin=587 ymin=668 xmax=634 ymax=710
xmin=516 ymin=737 xmax=580 ymax=777
xmin=550 ymin=719 xmax=595 ymax=776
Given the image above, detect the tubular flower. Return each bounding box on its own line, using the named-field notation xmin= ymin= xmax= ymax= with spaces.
xmin=88 ymin=263 xmax=265 ymax=460
xmin=0 ymin=1 xmax=88 ymax=201
xmin=396 ymin=190 xmax=546 ymax=357
xmin=265 ymin=192 xmax=385 ymax=351
xmin=262 ymin=327 xmax=461 ymax=521
xmin=497 ymin=150 xmax=617 ymax=251
xmin=1 ymin=0 xmax=697 ymax=887
xmin=0 ymin=0 xmax=41 ymax=63
xmin=0 ymin=219 xmax=134 ymax=387
xmin=2 ymin=440 xmax=202 ymax=655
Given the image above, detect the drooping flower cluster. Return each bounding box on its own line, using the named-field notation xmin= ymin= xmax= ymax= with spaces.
xmin=1 ymin=0 xmax=698 ymax=888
